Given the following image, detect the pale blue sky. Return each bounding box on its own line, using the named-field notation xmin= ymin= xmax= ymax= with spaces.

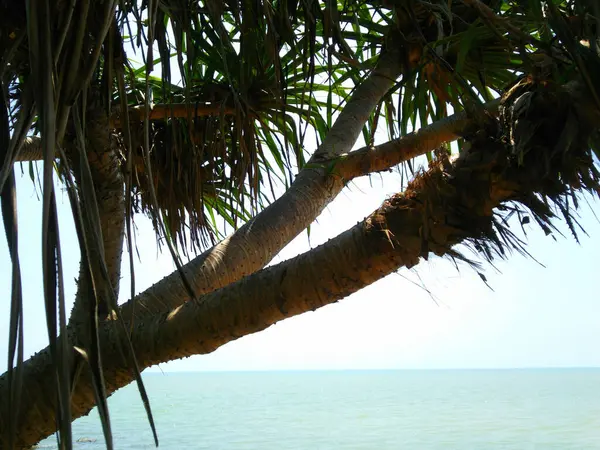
xmin=0 ymin=163 xmax=599 ymax=373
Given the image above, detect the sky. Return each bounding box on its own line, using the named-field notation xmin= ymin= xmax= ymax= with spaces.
xmin=0 ymin=159 xmax=599 ymax=373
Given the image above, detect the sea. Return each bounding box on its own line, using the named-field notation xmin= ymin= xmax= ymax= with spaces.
xmin=36 ymin=369 xmax=600 ymax=449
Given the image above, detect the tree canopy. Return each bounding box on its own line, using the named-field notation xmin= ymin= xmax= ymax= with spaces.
xmin=1 ymin=0 xmax=599 ymax=448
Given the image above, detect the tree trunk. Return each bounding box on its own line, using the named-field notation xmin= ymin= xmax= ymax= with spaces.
xmin=4 ymin=90 xmax=594 ymax=446
xmin=67 ymin=113 xmax=125 ymax=327
xmin=118 ymin=50 xmax=406 ymax=322
xmin=13 ymin=51 xmax=409 ymax=325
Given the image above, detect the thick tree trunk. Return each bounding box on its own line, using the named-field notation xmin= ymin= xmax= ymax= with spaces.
xmin=117 ymin=50 xmax=406 ymax=321
xmin=12 ymin=52 xmax=409 ymax=324
xmin=12 ymin=118 xmax=125 ymax=326
xmin=115 ymin=99 xmax=489 ymax=324
xmin=3 ymin=92 xmax=594 ymax=446
xmin=67 ymin=113 xmax=125 ymax=327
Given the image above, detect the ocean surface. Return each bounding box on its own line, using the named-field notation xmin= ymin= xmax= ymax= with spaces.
xmin=36 ymin=369 xmax=600 ymax=449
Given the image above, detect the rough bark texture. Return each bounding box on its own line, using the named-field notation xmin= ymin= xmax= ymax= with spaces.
xmin=4 ymin=95 xmax=594 ymax=446
xmin=67 ymin=113 xmax=125 ymax=327
xmin=14 ymin=138 xmax=43 ymax=163
xmin=10 ymin=1 xmax=598 ymax=449
xmin=127 ymin=138 xmax=527 ymax=364
xmin=0 ymin=49 xmax=409 ymax=328
xmin=117 ymin=50 xmax=406 ymax=322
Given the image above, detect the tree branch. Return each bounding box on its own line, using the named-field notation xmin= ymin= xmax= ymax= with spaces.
xmin=126 ymin=139 xmax=522 ymax=364
xmin=117 ymin=48 xmax=406 ymax=322
xmin=15 ymin=90 xmax=498 ymax=327
xmin=461 ymin=0 xmax=540 ymax=46
xmin=13 ymin=96 xmax=493 ymax=183
xmin=126 ymin=81 xmax=600 ymax=365
xmin=334 ymin=99 xmax=500 ymax=180
xmin=13 ymin=103 xmax=242 ymax=163
xmin=109 ymin=103 xmax=240 ymax=128
xmin=14 ymin=137 xmax=43 ymax=162
xmin=3 ymin=79 xmax=598 ymax=445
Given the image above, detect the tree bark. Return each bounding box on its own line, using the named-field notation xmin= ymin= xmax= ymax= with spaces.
xmin=14 ymin=138 xmax=44 ymax=163
xmin=67 ymin=113 xmax=125 ymax=328
xmin=110 ymin=103 xmax=240 ymax=128
xmin=117 ymin=49 xmax=406 ymax=322
xmin=3 ymin=100 xmax=593 ymax=446
xmin=14 ymin=51 xmax=408 ymax=326
xmin=333 ymin=99 xmax=499 ymax=180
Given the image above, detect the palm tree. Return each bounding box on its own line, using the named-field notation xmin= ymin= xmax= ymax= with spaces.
xmin=1 ymin=0 xmax=599 ymax=447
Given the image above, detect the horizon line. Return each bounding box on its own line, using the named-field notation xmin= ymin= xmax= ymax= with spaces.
xmin=144 ymin=366 xmax=600 ymax=374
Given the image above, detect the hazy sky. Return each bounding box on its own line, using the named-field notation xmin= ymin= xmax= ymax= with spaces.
xmin=1 ymin=162 xmax=599 ymax=373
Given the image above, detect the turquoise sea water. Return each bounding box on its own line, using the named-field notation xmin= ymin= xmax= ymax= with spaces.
xmin=37 ymin=369 xmax=600 ymax=449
